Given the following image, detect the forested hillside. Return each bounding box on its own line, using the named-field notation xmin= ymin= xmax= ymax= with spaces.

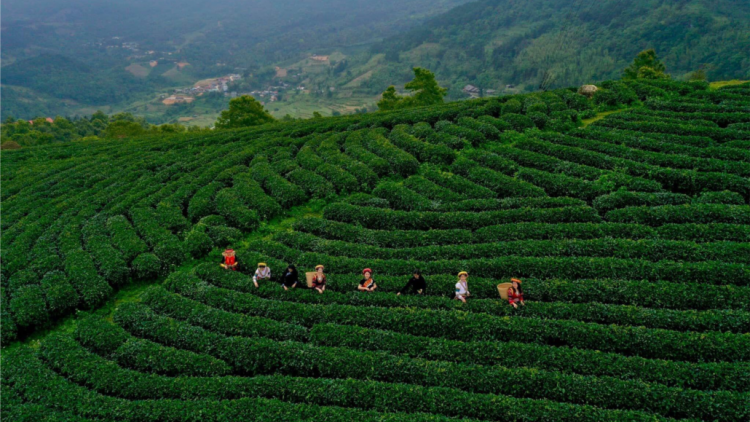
xmin=368 ymin=0 xmax=750 ymax=95
xmin=1 ymin=0 xmax=469 ymax=119
xmin=3 ymin=78 xmax=750 ymax=421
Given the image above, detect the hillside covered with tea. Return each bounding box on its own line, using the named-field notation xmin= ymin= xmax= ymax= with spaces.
xmin=3 ymin=79 xmax=750 ymax=421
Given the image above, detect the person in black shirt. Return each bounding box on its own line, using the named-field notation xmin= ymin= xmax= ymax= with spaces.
xmin=281 ymin=264 xmax=299 ymax=291
xmin=397 ymin=270 xmax=427 ymax=296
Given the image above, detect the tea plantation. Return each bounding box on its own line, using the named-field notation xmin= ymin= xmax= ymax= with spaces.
xmin=3 ymin=79 xmax=750 ymax=421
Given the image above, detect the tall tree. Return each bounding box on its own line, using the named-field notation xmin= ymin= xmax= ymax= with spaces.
xmin=377 ymin=86 xmax=402 ymax=111
xmin=215 ymin=96 xmax=275 ymax=129
xmin=377 ymin=68 xmax=447 ymax=111
xmin=623 ymin=49 xmax=670 ymax=80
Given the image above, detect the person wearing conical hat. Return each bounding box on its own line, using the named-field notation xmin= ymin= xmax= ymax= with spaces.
xmin=253 ymin=262 xmax=271 ymax=288
xmin=220 ymin=249 xmax=238 ymax=271
xmin=358 ymin=268 xmax=377 ymax=292
xmin=508 ymin=278 xmax=525 ymax=308
xmin=455 ymin=271 xmax=470 ymax=303
xmin=312 ymin=265 xmax=327 ymax=294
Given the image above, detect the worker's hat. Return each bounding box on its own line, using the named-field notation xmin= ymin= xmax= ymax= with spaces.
xmin=258 ymin=263 xmax=267 ymax=267
xmin=315 ymin=265 xmax=325 ymax=270
xmin=362 ymin=268 xmax=373 ymax=275
xmin=458 ymin=271 xmax=469 ymax=277
xmin=510 ymin=278 xmax=522 ymax=283
xmin=222 ymin=249 xmax=235 ymax=257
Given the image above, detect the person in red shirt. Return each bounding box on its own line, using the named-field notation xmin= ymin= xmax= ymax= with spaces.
xmin=312 ymin=265 xmax=327 ymax=294
xmin=220 ymin=249 xmax=238 ymax=271
xmin=508 ymin=278 xmax=525 ymax=308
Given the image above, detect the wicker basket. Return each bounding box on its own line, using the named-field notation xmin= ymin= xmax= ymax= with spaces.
xmin=497 ymin=283 xmax=512 ymax=300
xmin=305 ymin=272 xmax=317 ymax=288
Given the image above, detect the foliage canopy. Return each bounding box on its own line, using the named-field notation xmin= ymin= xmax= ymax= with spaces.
xmin=215 ymin=96 xmax=276 ymax=129
xmin=377 ymin=68 xmax=448 ymax=111
xmin=623 ymin=49 xmax=670 ymax=80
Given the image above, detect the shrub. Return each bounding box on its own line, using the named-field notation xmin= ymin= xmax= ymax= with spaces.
xmin=232 ymin=173 xmax=283 ymax=220
xmin=527 ymin=112 xmax=549 ymax=129
xmin=8 ymin=269 xmax=38 ymax=291
xmin=409 ymin=122 xmax=465 ymax=149
xmin=421 ymin=165 xmax=495 ymax=199
xmin=206 ymin=225 xmax=243 ymax=246
xmin=287 ymin=169 xmax=336 ymax=199
xmin=501 ymin=113 xmax=535 ymax=131
xmin=1 ymin=291 xmax=18 ymax=344
xmin=694 ymin=190 xmax=745 ymax=205
xmin=389 ymin=127 xmax=456 ymax=165
xmin=131 ymin=253 xmax=161 ymax=280
xmin=323 ymin=202 xmax=601 ymax=231
xmin=593 ymin=191 xmax=691 ymax=213
xmin=315 ymin=163 xmax=359 ymax=194
xmin=594 ymin=118 xmax=750 ymax=143
xmin=343 ymin=131 xmax=392 ymax=176
xmin=214 ymin=189 xmax=261 ymax=231
xmin=517 ymin=136 xmax=750 ymax=199
xmin=156 ymin=202 xmax=189 ymax=232
xmin=477 ymin=115 xmax=511 ymax=132
xmin=106 ymin=215 xmax=148 ymax=262
xmin=451 ymin=157 xmax=547 ymax=198
xmin=310 ymin=323 xmax=747 ymax=392
xmin=131 ymin=208 xmax=187 ymax=266
xmin=501 ymin=99 xmax=522 ymax=114
xmin=63 ymin=249 xmax=113 ymax=308
xmin=40 ymin=271 xmax=79 ymax=317
xmin=607 ymin=204 xmax=750 ymax=226
xmin=595 ymin=82 xmax=639 ymax=107
xmin=402 ymin=175 xmax=466 ymax=202
xmin=456 ymin=117 xmax=501 ymax=140
xmin=9 ymin=284 xmax=48 ymax=329
xmin=360 ymin=130 xmax=420 ymax=176
xmin=344 ymin=193 xmax=391 ymax=208
xmin=184 ymin=228 xmax=214 ymax=258
xmin=434 ymin=121 xmax=486 ymax=145
xmin=270 ymin=159 xmax=299 ymax=176
xmin=250 ymin=162 xmax=307 ymax=208
xmin=372 ymin=182 xmax=433 ymax=211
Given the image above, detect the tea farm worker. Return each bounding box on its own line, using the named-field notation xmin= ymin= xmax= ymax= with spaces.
xmin=253 ymin=263 xmax=271 ymax=288
xmin=397 ymin=269 xmax=426 ymax=296
xmin=358 ymin=268 xmax=377 ymax=292
xmin=508 ymin=278 xmax=525 ymax=309
xmin=455 ymin=271 xmax=470 ymax=303
xmin=220 ymin=249 xmax=238 ymax=271
xmin=312 ymin=264 xmax=327 ymax=294
xmin=281 ymin=264 xmax=299 ymax=291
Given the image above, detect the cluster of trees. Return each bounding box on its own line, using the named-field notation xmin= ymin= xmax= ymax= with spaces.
xmin=0 ymin=112 xmax=206 ymax=149
xmin=622 ymin=49 xmax=669 ymax=80
xmin=377 ymin=68 xmax=448 ymax=111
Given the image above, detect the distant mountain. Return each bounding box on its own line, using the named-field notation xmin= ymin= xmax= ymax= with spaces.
xmin=0 ymin=54 xmax=157 ymax=105
xmin=1 ymin=0 xmax=471 ymax=119
xmin=2 ymin=0 xmax=472 ymax=63
xmin=369 ymin=0 xmax=750 ymax=95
